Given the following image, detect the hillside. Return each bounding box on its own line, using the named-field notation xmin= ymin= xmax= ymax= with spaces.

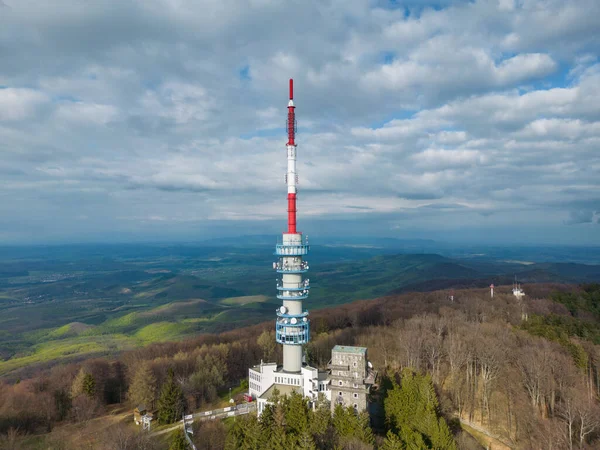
xmin=3 ymin=283 xmax=600 ymax=449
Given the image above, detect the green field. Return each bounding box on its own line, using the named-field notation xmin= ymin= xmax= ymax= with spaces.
xmin=220 ymin=295 xmax=269 ymax=305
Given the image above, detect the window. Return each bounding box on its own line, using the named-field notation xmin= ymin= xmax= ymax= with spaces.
xmin=353 ymin=404 xmax=358 ymax=410
xmin=353 ymin=362 xmax=357 ymax=367
xmin=353 ymin=393 xmax=358 ymax=398
xmin=339 ymin=392 xmax=343 ymax=396
xmin=353 ymin=383 xmax=358 ymax=388
xmin=339 ymin=381 xmax=343 ymax=386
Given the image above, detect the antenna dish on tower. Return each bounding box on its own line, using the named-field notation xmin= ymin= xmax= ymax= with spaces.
xmin=291 ymin=317 xmax=298 ymax=325
xmin=280 ymin=306 xmax=287 ymax=314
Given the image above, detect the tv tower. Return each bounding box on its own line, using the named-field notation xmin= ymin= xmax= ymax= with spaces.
xmin=274 ymin=79 xmax=310 ymax=373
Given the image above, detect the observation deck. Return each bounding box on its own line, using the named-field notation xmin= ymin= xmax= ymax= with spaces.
xmin=275 ymin=318 xmax=310 ymax=345
xmin=275 ymin=243 xmax=310 ymax=256
xmin=277 ymin=290 xmax=309 ymax=300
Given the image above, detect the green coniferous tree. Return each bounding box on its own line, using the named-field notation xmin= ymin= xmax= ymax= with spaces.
xmin=308 ymin=401 xmax=334 ymax=448
xmin=266 ymin=423 xmax=288 ymax=450
xmin=259 ymin=404 xmax=275 ymax=442
xmin=381 ymin=430 xmax=405 ymax=450
xmin=225 ymin=416 xmax=246 ymax=450
xmin=284 ymin=391 xmax=310 ymax=436
xmin=297 ymin=430 xmax=317 ymax=450
xmin=82 ymin=373 xmax=96 ymax=398
xmin=356 ymin=411 xmax=375 ymax=445
xmin=333 ymin=404 xmax=354 ymax=437
xmin=243 ymin=415 xmax=264 ymax=450
xmin=169 ymin=430 xmax=189 ymax=450
xmin=259 ymin=403 xmax=275 ymax=434
xmin=158 ymin=368 xmax=185 ymax=424
xmin=225 ymin=415 xmax=262 ymax=450
xmin=332 ymin=404 xmax=375 ymax=446
xmin=384 ymin=369 xmax=456 ymax=450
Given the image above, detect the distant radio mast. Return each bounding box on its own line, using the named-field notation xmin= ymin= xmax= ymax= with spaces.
xmin=490 ymin=283 xmax=494 ymax=298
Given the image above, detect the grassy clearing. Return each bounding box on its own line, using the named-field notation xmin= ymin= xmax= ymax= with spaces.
xmin=47 ymin=322 xmax=94 ymax=339
xmin=102 ymin=312 xmax=139 ymax=330
xmin=139 ymin=299 xmax=207 ymax=317
xmin=220 ymin=295 xmax=269 ymax=306
xmin=134 ymin=321 xmax=192 ymax=344
xmin=182 ymin=314 xmax=223 ymax=323
xmin=0 ymin=334 xmax=133 ymax=376
xmin=133 ymin=287 xmax=167 ymax=299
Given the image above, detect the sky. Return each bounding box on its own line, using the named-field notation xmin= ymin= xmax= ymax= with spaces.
xmin=0 ymin=0 xmax=599 ymax=245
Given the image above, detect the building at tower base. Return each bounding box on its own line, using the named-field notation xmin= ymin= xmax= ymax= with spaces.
xmin=248 ymin=345 xmax=377 ymax=416
xmin=249 ymin=362 xmax=330 ymax=415
xmin=329 ymin=346 xmax=377 ymax=413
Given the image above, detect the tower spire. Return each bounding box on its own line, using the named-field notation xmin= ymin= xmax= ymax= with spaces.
xmin=287 ymin=78 xmax=297 ymax=234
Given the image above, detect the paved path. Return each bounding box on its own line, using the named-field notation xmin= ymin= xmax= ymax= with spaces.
xmin=459 ymin=417 xmax=514 ymax=450
xmin=151 ymin=402 xmax=256 ymax=436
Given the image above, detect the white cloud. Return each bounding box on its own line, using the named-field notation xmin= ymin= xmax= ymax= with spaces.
xmin=412 ymin=149 xmax=487 ymax=169
xmin=54 ymin=102 xmax=118 ymax=125
xmin=495 ymin=53 xmax=557 ymax=84
xmin=0 ymin=88 xmax=48 ymax=121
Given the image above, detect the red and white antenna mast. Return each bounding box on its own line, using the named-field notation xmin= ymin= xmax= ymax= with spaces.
xmin=490 ymin=283 xmax=494 ymax=298
xmin=286 ymin=79 xmax=297 ymax=234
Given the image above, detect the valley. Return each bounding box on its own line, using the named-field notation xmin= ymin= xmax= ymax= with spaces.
xmin=1 ymin=241 xmax=599 ymax=379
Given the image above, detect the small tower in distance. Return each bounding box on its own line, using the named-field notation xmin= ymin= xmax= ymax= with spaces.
xmin=490 ymin=283 xmax=494 ymax=298
xmin=512 ymin=277 xmax=525 ymax=298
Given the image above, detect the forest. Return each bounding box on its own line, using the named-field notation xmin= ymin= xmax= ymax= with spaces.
xmin=2 ymin=282 xmax=600 ymax=449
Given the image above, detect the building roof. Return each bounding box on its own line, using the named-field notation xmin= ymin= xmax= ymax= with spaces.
xmin=259 ymin=383 xmax=302 ymax=400
xmin=250 ymin=361 xmax=278 ymax=372
xmin=332 ymin=345 xmax=367 ymax=355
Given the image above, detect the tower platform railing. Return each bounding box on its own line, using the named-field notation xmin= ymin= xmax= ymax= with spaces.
xmin=277 ymin=280 xmax=310 ymax=291
xmin=274 ymin=261 xmax=309 ymax=273
xmin=276 ymin=309 xmax=309 ymax=318
xmin=277 ymin=291 xmax=309 ymax=300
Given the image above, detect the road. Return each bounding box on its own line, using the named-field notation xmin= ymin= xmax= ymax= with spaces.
xmin=151 ymin=402 xmax=257 ymax=436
